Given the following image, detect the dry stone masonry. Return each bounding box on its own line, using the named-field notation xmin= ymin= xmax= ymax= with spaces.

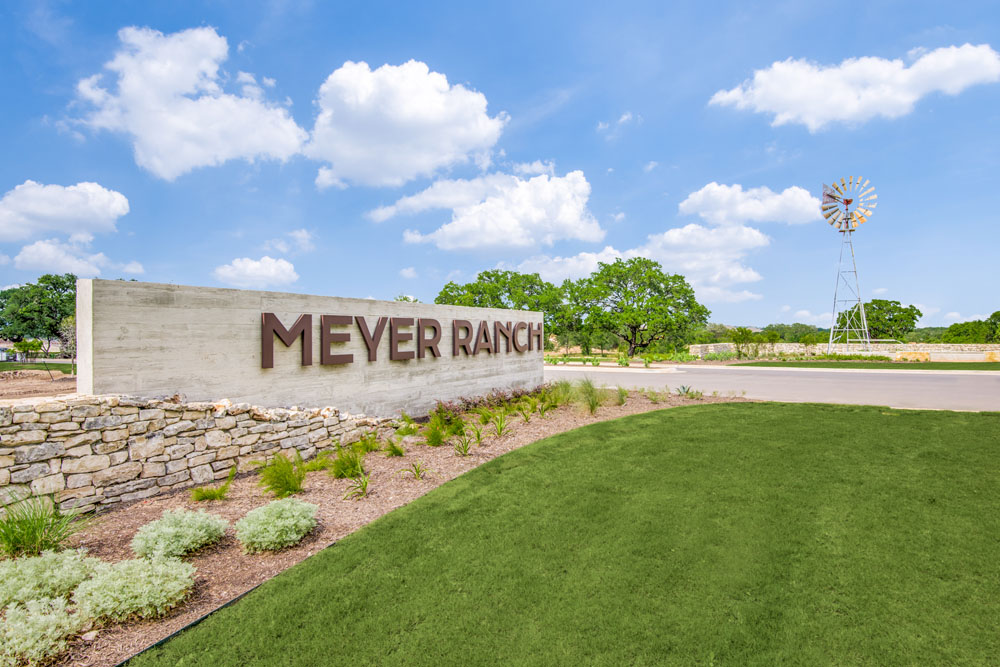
xmin=0 ymin=395 xmax=393 ymax=513
xmin=688 ymin=342 xmax=1000 ymax=361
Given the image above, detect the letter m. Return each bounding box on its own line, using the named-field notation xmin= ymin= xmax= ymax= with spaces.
xmin=261 ymin=313 xmax=313 ymax=368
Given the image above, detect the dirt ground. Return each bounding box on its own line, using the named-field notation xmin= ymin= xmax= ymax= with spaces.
xmin=0 ymin=370 xmax=76 ymax=400
xmin=55 ymin=390 xmax=751 ymax=667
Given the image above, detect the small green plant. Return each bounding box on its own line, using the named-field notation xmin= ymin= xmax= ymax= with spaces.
xmin=383 ymin=438 xmax=405 ymax=457
xmin=577 ymin=378 xmax=603 ymax=415
xmin=617 ymin=356 xmax=630 ymax=367
xmin=131 ymin=509 xmax=229 ymax=559
xmin=454 ymin=435 xmax=472 ymax=457
xmin=552 ymin=380 xmax=574 ymax=405
xmin=645 ymin=388 xmax=661 ymax=404
xmin=234 ymin=498 xmax=318 ymax=553
xmin=353 ymin=431 xmax=381 ymax=453
xmin=516 ymin=401 xmax=533 ymax=423
xmin=469 ymin=422 xmax=485 ymax=446
xmin=73 ymin=557 xmax=196 ymax=621
xmin=395 ymin=411 xmax=418 ymax=436
xmin=446 ymin=419 xmax=466 ymax=437
xmin=676 ymin=385 xmax=704 ymax=399
xmin=0 ymin=597 xmax=87 ymax=666
xmin=256 ymin=451 xmax=307 ymax=498
xmin=191 ymin=465 xmax=237 ymax=501
xmin=0 ymin=494 xmax=88 ymax=558
xmin=328 ymin=446 xmax=365 ymax=479
xmin=0 ymin=550 xmax=103 ymax=607
xmin=301 ymin=450 xmax=336 ymax=472
xmin=616 ymin=385 xmax=629 ymax=405
xmin=475 ymin=407 xmax=493 ymax=425
xmin=491 ymin=411 xmax=511 ymax=437
xmin=536 ymin=397 xmax=553 ymax=417
xmin=399 ymin=462 xmax=432 ymax=480
xmin=343 ymin=473 xmax=371 ymax=500
xmin=590 ymin=358 xmax=600 ymax=366
xmin=423 ymin=422 xmax=446 ymax=446
xmin=643 ymin=356 xmax=651 ymax=368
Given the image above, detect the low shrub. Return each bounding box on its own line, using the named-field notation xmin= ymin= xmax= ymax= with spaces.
xmin=423 ymin=423 xmax=445 ymax=447
xmin=235 ymin=498 xmax=318 ymax=553
xmin=257 ymin=451 xmax=307 ymax=498
xmin=616 ymin=386 xmax=628 ymax=406
xmin=74 ymin=558 xmax=195 ymax=622
xmin=702 ymin=351 xmax=736 ymax=361
xmin=0 ymin=597 xmax=87 ymax=667
xmin=353 ymin=431 xmax=381 ymax=454
xmin=328 ymin=446 xmax=365 ymax=479
xmin=0 ymin=494 xmax=88 ymax=558
xmin=191 ymin=466 xmax=237 ymax=502
xmin=0 ymin=550 xmax=103 ymax=607
xmin=131 ymin=509 xmax=229 ymax=559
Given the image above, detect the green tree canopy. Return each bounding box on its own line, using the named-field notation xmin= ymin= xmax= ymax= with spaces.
xmin=434 ymin=270 xmax=565 ymax=331
xmin=987 ymin=311 xmax=1000 ymax=343
xmin=582 ymin=258 xmax=709 ymax=356
xmin=0 ymin=274 xmax=76 ymax=352
xmin=941 ymin=320 xmax=989 ymax=343
xmin=837 ymin=299 xmax=922 ymax=341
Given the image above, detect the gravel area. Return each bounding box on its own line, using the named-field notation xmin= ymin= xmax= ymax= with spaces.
xmin=55 ymin=390 xmax=750 ymax=666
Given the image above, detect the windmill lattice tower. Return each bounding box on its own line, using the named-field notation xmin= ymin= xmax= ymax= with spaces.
xmin=821 ymin=177 xmax=878 ymax=354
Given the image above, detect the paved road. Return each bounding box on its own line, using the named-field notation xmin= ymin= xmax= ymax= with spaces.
xmin=544 ymin=365 xmax=1000 ymax=412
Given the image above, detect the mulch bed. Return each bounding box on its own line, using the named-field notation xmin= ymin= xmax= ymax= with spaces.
xmin=56 ymin=390 xmax=750 ymax=667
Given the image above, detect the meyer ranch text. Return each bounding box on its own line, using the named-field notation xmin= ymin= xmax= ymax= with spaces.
xmin=261 ymin=313 xmax=543 ymax=368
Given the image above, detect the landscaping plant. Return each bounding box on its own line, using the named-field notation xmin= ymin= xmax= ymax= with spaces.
xmin=343 ymin=473 xmax=371 ymax=501
xmin=616 ymin=386 xmax=628 ymax=406
xmin=301 ymin=450 xmax=336 ymax=472
xmin=74 ymin=558 xmax=196 ymax=622
xmin=383 ymin=439 xmax=405 ymax=457
xmin=354 ymin=431 xmax=381 ymax=454
xmin=191 ymin=465 xmax=237 ymax=501
xmin=491 ymin=411 xmax=511 ymax=437
xmin=0 ymin=549 xmax=103 ymax=607
xmin=469 ymin=423 xmax=485 ymax=446
xmin=0 ymin=597 xmax=87 ymax=667
xmin=454 ymin=435 xmax=472 ymax=457
xmin=516 ymin=401 xmax=533 ymax=423
xmin=235 ymin=498 xmax=318 ymax=553
xmin=0 ymin=494 xmax=88 ymax=558
xmin=399 ymin=462 xmax=431 ymax=481
xmin=256 ymin=451 xmax=307 ymax=498
xmin=131 ymin=509 xmax=229 ymax=559
xmin=423 ymin=422 xmax=446 ymax=447
xmin=328 ymin=446 xmax=365 ymax=479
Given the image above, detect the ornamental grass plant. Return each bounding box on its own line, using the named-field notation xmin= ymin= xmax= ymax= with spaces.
xmin=0 ymin=494 xmax=88 ymax=558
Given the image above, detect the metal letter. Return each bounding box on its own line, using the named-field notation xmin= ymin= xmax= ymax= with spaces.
xmin=452 ymin=320 xmax=474 ymax=356
xmin=473 ymin=320 xmax=494 ymax=355
xmin=494 ymin=321 xmax=513 ymax=353
xmin=512 ymin=321 xmax=528 ymax=352
xmin=356 ymin=316 xmax=388 ymax=362
xmin=417 ymin=319 xmax=442 ymax=359
xmin=261 ymin=313 xmax=312 ymax=368
xmin=320 ymin=315 xmax=353 ymax=365
xmin=528 ymin=322 xmax=544 ymax=351
xmin=390 ymin=317 xmax=415 ymax=361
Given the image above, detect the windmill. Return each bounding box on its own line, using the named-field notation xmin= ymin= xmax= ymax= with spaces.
xmin=822 ymin=177 xmax=877 ymax=353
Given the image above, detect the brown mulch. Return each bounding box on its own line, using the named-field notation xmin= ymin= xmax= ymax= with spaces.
xmin=0 ymin=370 xmax=77 ymax=399
xmin=55 ymin=391 xmax=751 ymax=667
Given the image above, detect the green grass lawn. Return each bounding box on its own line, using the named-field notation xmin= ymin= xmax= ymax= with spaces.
xmin=131 ymin=404 xmax=1000 ymax=666
xmin=737 ymin=360 xmax=1000 ymax=371
xmin=0 ymin=361 xmax=73 ymax=373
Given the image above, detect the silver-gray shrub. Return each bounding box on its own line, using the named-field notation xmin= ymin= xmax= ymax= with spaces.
xmin=0 ymin=549 xmax=103 ymax=607
xmin=0 ymin=597 xmax=87 ymax=667
xmin=131 ymin=509 xmax=229 ymax=559
xmin=73 ymin=558 xmax=195 ymax=622
xmin=235 ymin=498 xmax=318 ymax=553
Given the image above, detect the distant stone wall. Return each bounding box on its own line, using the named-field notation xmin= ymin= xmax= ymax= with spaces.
xmin=0 ymin=395 xmax=393 ymax=514
xmin=688 ymin=342 xmax=1000 ymax=361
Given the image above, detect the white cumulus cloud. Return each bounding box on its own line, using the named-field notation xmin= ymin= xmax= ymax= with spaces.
xmin=710 ymin=43 xmax=1000 ymax=131
xmin=306 ymin=60 xmax=507 ymax=188
xmin=12 ymin=238 xmax=144 ymax=277
xmin=398 ymin=170 xmax=603 ymax=251
xmin=0 ymin=180 xmax=129 ymax=241
xmin=212 ymin=256 xmax=298 ymax=289
xmin=678 ymin=182 xmax=820 ymax=226
xmin=399 ymin=267 xmax=417 ymax=279
xmin=76 ymin=26 xmax=306 ymax=180
xmin=263 ymin=228 xmax=314 ymax=254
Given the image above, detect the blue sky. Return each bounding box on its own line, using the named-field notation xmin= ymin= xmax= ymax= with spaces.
xmin=1 ymin=1 xmax=998 ymax=327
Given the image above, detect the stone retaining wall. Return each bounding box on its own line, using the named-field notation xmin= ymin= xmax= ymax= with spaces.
xmin=0 ymin=395 xmax=393 ymax=514
xmin=688 ymin=342 xmax=1000 ymax=361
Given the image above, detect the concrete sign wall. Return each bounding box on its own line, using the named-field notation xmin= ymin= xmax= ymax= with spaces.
xmin=77 ymin=280 xmax=544 ymax=416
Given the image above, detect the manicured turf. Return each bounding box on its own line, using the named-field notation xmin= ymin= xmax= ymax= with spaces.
xmin=737 ymin=361 xmax=1000 ymax=371
xmin=131 ymin=404 xmax=1000 ymax=666
xmin=0 ymin=361 xmax=73 ymax=373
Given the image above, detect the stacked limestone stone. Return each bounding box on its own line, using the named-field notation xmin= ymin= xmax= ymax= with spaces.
xmin=0 ymin=396 xmax=392 ymax=514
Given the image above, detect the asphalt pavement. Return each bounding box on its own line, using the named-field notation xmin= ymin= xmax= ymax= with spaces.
xmin=544 ymin=364 xmax=1000 ymax=412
